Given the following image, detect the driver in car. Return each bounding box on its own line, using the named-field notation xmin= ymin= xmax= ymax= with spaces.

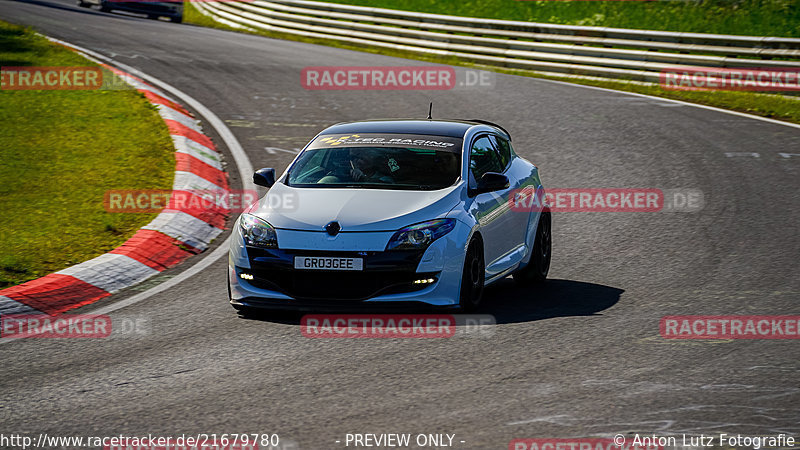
xmin=349 ymin=148 xmax=393 ymax=183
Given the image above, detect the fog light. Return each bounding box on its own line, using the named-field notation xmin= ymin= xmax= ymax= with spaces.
xmin=413 ymin=278 xmax=435 ymax=284
xmin=239 ymin=273 xmax=254 ymax=280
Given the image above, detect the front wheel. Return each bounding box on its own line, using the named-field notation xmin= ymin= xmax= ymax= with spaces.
xmin=458 ymin=238 xmax=485 ymax=311
xmin=513 ymin=211 xmax=551 ymax=285
xmin=76 ymin=0 xmax=91 ymax=8
xmin=98 ymin=1 xmax=111 ymax=12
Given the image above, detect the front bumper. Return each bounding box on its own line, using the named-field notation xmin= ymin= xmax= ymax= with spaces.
xmin=228 ymin=225 xmax=470 ymax=310
xmin=241 ymin=247 xmax=439 ymax=300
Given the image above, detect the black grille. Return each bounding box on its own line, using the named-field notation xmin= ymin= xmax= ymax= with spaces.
xmin=248 ymin=268 xmax=436 ymax=301
xmin=244 ymin=248 xmax=436 ymax=301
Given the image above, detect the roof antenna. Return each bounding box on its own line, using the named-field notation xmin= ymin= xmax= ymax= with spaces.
xmin=426 ymin=102 xmax=432 ymax=120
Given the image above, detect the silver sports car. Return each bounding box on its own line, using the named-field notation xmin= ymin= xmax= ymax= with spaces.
xmin=228 ymin=119 xmax=550 ymax=312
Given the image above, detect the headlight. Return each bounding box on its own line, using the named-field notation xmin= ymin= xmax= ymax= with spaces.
xmin=239 ymin=213 xmax=278 ymax=248
xmin=386 ymin=219 xmax=455 ymax=251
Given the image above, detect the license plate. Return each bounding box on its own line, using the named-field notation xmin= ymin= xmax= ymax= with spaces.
xmin=294 ymin=256 xmax=363 ymax=271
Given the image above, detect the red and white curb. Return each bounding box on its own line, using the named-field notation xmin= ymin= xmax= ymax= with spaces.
xmin=0 ymin=65 xmax=229 ymax=316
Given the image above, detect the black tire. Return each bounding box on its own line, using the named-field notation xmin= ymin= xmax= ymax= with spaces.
xmin=170 ymin=15 xmax=183 ymax=23
xmin=76 ymin=0 xmax=90 ymax=8
xmin=99 ymin=1 xmax=111 ymax=12
xmin=147 ymin=14 xmax=159 ymax=20
xmin=458 ymin=238 xmax=485 ymax=311
xmin=513 ymin=211 xmax=551 ymax=285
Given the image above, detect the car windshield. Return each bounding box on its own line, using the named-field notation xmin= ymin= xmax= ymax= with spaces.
xmin=286 ymin=133 xmax=462 ymax=190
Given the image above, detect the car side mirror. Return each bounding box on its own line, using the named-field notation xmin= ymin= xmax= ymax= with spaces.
xmin=473 ymin=172 xmax=509 ymax=195
xmin=254 ymin=168 xmax=276 ymax=188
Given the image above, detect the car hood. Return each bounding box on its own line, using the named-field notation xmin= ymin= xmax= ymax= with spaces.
xmin=247 ymin=182 xmax=463 ymax=232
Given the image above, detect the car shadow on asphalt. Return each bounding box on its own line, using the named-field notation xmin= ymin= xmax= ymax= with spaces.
xmin=477 ymin=278 xmax=624 ymax=324
xmin=238 ymin=278 xmax=623 ymax=326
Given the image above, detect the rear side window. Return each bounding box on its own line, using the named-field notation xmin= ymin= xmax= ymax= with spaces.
xmin=469 ymin=135 xmax=504 ymax=183
xmin=489 ymin=135 xmax=513 ymax=169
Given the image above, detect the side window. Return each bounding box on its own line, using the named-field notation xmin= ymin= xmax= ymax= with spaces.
xmin=305 ymin=149 xmax=326 ymax=168
xmin=489 ymin=135 xmax=513 ymax=169
xmin=469 ymin=135 xmax=504 ymax=185
xmin=290 ymin=149 xmax=326 ymax=183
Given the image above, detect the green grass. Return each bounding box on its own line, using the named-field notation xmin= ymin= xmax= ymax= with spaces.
xmin=185 ymin=3 xmax=800 ymax=125
xmin=0 ymin=21 xmax=175 ymax=288
xmin=320 ymin=0 xmax=800 ymax=37
xmin=185 ymin=3 xmax=235 ymax=29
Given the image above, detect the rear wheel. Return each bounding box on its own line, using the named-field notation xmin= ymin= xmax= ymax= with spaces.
xmin=458 ymin=238 xmax=485 ymax=311
xmin=98 ymin=1 xmax=111 ymax=12
xmin=513 ymin=211 xmax=551 ymax=285
xmin=76 ymin=0 xmax=90 ymax=8
xmin=170 ymin=15 xmax=183 ymax=23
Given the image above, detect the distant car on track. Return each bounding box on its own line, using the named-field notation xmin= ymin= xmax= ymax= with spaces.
xmin=78 ymin=0 xmax=183 ymax=23
xmin=228 ymin=119 xmax=550 ymax=312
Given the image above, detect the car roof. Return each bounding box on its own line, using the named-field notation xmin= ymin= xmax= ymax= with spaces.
xmin=319 ymin=119 xmax=509 ymax=139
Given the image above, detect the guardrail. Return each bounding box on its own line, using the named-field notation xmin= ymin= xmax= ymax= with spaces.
xmin=194 ymin=0 xmax=800 ymax=83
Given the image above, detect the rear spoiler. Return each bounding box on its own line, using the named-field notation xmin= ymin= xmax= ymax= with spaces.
xmin=462 ymin=119 xmax=511 ymax=141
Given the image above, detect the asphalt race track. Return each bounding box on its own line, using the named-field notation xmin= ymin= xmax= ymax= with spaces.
xmin=1 ymin=1 xmax=799 ymax=448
